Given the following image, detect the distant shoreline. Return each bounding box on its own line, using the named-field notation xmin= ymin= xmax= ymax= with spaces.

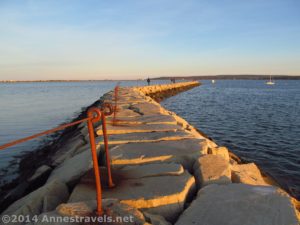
xmin=0 ymin=80 xmax=131 ymax=83
xmin=153 ymin=75 xmax=300 ymax=80
xmin=1 ymin=75 xmax=300 ymax=83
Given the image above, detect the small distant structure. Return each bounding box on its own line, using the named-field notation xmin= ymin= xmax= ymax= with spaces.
xmin=266 ymin=75 xmax=275 ymax=85
xmin=147 ymin=77 xmax=151 ymax=86
xmin=171 ymin=78 xmax=176 ymax=83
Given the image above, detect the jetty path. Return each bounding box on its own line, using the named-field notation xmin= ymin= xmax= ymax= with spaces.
xmin=1 ymin=81 xmax=299 ymax=225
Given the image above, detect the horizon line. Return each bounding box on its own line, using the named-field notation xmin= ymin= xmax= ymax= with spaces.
xmin=1 ymin=74 xmax=300 ymax=83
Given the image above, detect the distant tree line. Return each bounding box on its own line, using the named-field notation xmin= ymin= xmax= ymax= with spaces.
xmin=152 ymin=75 xmax=300 ymax=80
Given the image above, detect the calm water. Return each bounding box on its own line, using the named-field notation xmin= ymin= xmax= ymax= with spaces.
xmin=0 ymin=80 xmax=165 ymax=184
xmin=162 ymin=80 xmax=300 ymax=199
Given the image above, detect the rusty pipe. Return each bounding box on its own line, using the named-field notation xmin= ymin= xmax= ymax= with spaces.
xmin=0 ymin=118 xmax=89 ymax=151
xmin=112 ymin=85 xmax=119 ymax=126
xmin=101 ymin=102 xmax=114 ymax=188
xmin=87 ymin=107 xmax=103 ymax=215
xmin=101 ymin=112 xmax=115 ymax=188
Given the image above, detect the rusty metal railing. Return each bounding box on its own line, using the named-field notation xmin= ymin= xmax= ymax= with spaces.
xmin=100 ymin=103 xmax=115 ymax=188
xmin=0 ymin=104 xmax=115 ymax=215
xmin=112 ymin=84 xmax=119 ymax=126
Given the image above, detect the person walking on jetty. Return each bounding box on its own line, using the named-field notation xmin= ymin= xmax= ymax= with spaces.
xmin=147 ymin=77 xmax=151 ymax=86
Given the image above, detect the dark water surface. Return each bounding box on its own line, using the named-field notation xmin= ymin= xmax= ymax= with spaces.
xmin=162 ymin=80 xmax=300 ymax=199
xmin=0 ymin=80 xmax=165 ymax=185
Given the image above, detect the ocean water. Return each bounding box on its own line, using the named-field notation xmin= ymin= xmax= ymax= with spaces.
xmin=162 ymin=80 xmax=300 ymax=200
xmin=0 ymin=80 xmax=165 ymax=184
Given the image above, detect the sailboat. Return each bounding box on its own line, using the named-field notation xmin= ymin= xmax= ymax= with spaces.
xmin=266 ymin=75 xmax=275 ymax=85
xmin=212 ymin=79 xmax=215 ymax=84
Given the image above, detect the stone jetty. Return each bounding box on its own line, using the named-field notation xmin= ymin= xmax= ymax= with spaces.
xmin=1 ymin=81 xmax=299 ymax=225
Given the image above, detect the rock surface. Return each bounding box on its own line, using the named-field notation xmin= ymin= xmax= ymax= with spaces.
xmin=2 ymin=180 xmax=69 ymax=225
xmin=69 ymin=170 xmax=196 ymax=221
xmin=231 ymin=163 xmax=270 ymax=186
xmin=29 ymin=200 xmax=149 ymax=225
xmin=193 ymin=155 xmax=231 ymax=188
xmin=208 ymin=146 xmax=230 ymax=162
xmin=175 ymin=184 xmax=299 ymax=225
xmin=96 ymin=123 xmax=182 ymax=135
xmin=134 ymin=82 xmax=199 ymax=96
xmin=109 ymin=139 xmax=206 ymax=170
xmin=50 ymin=137 xmax=86 ymax=167
xmin=28 ymin=165 xmax=52 ymax=182
xmin=106 ymin=114 xmax=177 ymax=125
xmin=143 ymin=212 xmax=171 ymax=225
xmin=47 ymin=148 xmax=100 ymax=187
xmin=129 ymin=102 xmax=167 ymax=116
xmin=116 ymin=163 xmax=184 ymax=179
xmin=97 ymin=131 xmax=195 ymax=145
xmin=113 ymin=108 xmax=141 ymax=117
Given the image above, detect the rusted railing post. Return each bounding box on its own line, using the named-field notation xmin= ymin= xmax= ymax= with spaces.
xmin=101 ymin=103 xmax=115 ymax=188
xmin=112 ymin=85 xmax=119 ymax=126
xmin=87 ymin=107 xmax=103 ymax=215
xmin=101 ymin=113 xmax=115 ymax=188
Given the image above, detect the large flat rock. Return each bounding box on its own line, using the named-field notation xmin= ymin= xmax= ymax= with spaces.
xmin=47 ymin=148 xmax=100 ymax=187
xmin=207 ymin=146 xmax=230 ymax=162
xmin=110 ymin=139 xmax=207 ymax=170
xmin=106 ymin=114 xmax=177 ymax=125
xmin=101 ymin=95 xmax=147 ymax=104
xmin=69 ymin=170 xmax=196 ymax=221
xmin=96 ymin=123 xmax=183 ymax=135
xmin=96 ymin=131 xmax=195 ymax=145
xmin=113 ymin=108 xmax=141 ymax=117
xmin=104 ymin=100 xmax=146 ymax=105
xmin=193 ymin=155 xmax=231 ymax=188
xmin=50 ymin=136 xmax=86 ymax=167
xmin=231 ymin=163 xmax=270 ymax=186
xmin=116 ymin=163 xmax=184 ymax=179
xmin=129 ymin=102 xmax=167 ymax=116
xmin=2 ymin=180 xmax=69 ymax=225
xmin=28 ymin=165 xmax=52 ymax=183
xmin=30 ymin=200 xmax=148 ymax=225
xmin=143 ymin=212 xmax=171 ymax=225
xmin=101 ymin=90 xmax=144 ymax=100
xmin=175 ymin=184 xmax=300 ymax=225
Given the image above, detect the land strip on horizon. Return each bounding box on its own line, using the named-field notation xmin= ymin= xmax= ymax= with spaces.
xmin=1 ymin=75 xmax=300 ymax=83
xmin=153 ymin=75 xmax=300 ymax=80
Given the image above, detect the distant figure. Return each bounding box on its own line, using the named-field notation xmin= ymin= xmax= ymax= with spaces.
xmin=147 ymin=77 xmax=150 ymax=86
xmin=171 ymin=78 xmax=176 ymax=83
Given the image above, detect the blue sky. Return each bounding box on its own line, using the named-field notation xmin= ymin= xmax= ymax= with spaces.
xmin=0 ymin=0 xmax=299 ymax=80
